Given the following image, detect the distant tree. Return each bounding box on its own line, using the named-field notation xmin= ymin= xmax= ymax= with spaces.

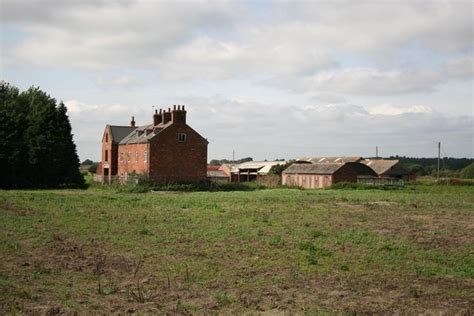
xmin=460 ymin=163 xmax=474 ymax=179
xmin=269 ymin=161 xmax=294 ymax=175
xmin=209 ymin=157 xmax=254 ymax=165
xmin=402 ymin=163 xmax=426 ymax=176
xmin=82 ymin=159 xmax=94 ymax=165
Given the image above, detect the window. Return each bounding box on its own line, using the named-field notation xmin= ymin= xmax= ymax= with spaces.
xmin=105 ymin=133 xmax=108 ymax=143
xmin=127 ymin=152 xmax=130 ymax=162
xmin=105 ymin=150 xmax=108 ymax=161
xmin=177 ymin=133 xmax=187 ymax=142
xmin=135 ymin=151 xmax=139 ymax=162
xmin=144 ymin=151 xmax=148 ymax=162
xmin=120 ymin=152 xmax=124 ymax=162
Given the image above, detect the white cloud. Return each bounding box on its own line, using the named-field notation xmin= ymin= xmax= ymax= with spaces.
xmin=2 ymin=0 xmax=472 ymax=86
xmin=273 ymin=56 xmax=474 ymax=95
xmin=368 ymin=104 xmax=433 ymax=116
xmin=63 ymin=96 xmax=473 ymax=161
xmin=65 ymin=99 xmax=131 ymax=115
xmin=96 ymin=75 xmax=139 ymax=88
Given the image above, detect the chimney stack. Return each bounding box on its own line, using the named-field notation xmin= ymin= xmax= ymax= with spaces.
xmin=162 ymin=108 xmax=172 ymax=124
xmin=130 ymin=116 xmax=136 ymax=127
xmin=153 ymin=109 xmax=163 ymax=126
xmin=171 ymin=104 xmax=187 ymax=124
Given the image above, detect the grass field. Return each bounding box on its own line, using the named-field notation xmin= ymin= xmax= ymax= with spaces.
xmin=1 ymin=184 xmax=473 ymax=314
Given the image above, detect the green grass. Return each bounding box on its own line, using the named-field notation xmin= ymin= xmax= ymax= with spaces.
xmin=0 ymin=184 xmax=473 ymax=314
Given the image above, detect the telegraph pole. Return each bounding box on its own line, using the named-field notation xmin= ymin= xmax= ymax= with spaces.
xmin=437 ymin=142 xmax=441 ymax=181
xmin=232 ymin=150 xmax=235 ymax=163
xmin=376 ymin=146 xmax=378 ymax=158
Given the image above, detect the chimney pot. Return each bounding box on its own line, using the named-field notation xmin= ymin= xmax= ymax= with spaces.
xmin=162 ymin=108 xmax=172 ymax=124
xmin=153 ymin=109 xmax=162 ymax=126
xmin=171 ymin=104 xmax=186 ymax=124
xmin=130 ymin=116 xmax=136 ymax=127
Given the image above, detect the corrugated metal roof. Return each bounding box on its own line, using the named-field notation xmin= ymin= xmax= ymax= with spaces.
xmin=109 ymin=125 xmax=137 ymax=144
xmin=298 ymin=156 xmax=363 ymax=163
xmin=361 ymin=159 xmax=399 ymax=175
xmin=283 ymin=163 xmax=344 ymax=174
xmin=236 ymin=161 xmax=287 ymax=175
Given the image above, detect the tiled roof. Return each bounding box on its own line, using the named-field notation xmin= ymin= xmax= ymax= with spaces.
xmin=109 ymin=125 xmax=137 ymax=144
xmin=118 ymin=122 xmax=173 ymax=145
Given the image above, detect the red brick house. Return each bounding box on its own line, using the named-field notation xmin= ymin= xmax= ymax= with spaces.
xmin=99 ymin=105 xmax=208 ymax=184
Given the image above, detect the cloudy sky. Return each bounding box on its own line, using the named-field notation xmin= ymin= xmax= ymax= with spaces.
xmin=2 ymin=0 xmax=473 ymax=161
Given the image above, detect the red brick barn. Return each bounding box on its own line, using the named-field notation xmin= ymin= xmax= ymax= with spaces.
xmin=282 ymin=162 xmax=377 ymax=189
xmin=99 ymin=105 xmax=208 ymax=184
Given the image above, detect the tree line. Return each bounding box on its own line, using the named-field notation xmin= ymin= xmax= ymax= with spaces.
xmin=0 ymin=82 xmax=84 ymax=189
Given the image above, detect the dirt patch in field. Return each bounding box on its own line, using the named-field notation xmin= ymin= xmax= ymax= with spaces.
xmin=0 ymin=201 xmax=44 ymax=217
xmin=367 ymin=210 xmax=474 ymax=251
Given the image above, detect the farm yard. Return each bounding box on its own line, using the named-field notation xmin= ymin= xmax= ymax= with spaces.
xmin=1 ymin=184 xmax=473 ymax=314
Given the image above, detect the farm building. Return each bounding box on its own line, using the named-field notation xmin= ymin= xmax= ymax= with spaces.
xmin=362 ymin=159 xmax=414 ymax=180
xmin=99 ymin=106 xmax=208 ymax=184
xmin=207 ymin=165 xmax=229 ymax=182
xmin=218 ymin=161 xmax=287 ymax=182
xmin=282 ymin=162 xmax=377 ymax=189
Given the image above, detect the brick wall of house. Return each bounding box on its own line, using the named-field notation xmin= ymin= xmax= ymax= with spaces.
xmin=117 ymin=143 xmax=150 ymax=178
xmin=148 ymin=123 xmax=208 ymax=183
xmin=100 ymin=127 xmax=119 ymax=183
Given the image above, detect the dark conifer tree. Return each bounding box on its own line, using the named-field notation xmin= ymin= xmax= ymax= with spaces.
xmin=0 ymin=82 xmax=84 ymax=188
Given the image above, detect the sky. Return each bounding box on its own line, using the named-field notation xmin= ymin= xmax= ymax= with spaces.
xmin=1 ymin=0 xmax=473 ymax=161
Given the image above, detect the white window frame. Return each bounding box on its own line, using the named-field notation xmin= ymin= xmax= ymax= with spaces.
xmin=144 ymin=150 xmax=148 ymax=163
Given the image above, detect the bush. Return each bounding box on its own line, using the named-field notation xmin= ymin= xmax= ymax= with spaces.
xmin=460 ymin=163 xmax=474 ymax=179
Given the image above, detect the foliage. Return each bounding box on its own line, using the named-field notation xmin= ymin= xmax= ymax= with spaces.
xmin=0 ymin=81 xmax=84 ymax=189
xmin=81 ymin=159 xmax=94 ymax=165
xmin=121 ymin=181 xmax=267 ymax=193
xmin=460 ymin=163 xmax=474 ymax=179
xmin=330 ymin=182 xmax=400 ymax=190
xmin=268 ymin=161 xmax=294 ymax=175
xmin=209 ymin=157 xmax=253 ymax=165
xmin=389 ymin=155 xmax=474 ymax=174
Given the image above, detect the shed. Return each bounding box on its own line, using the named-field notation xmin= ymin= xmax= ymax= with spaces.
xmin=282 ymin=162 xmax=377 ymax=189
xmin=233 ymin=161 xmax=288 ymax=182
